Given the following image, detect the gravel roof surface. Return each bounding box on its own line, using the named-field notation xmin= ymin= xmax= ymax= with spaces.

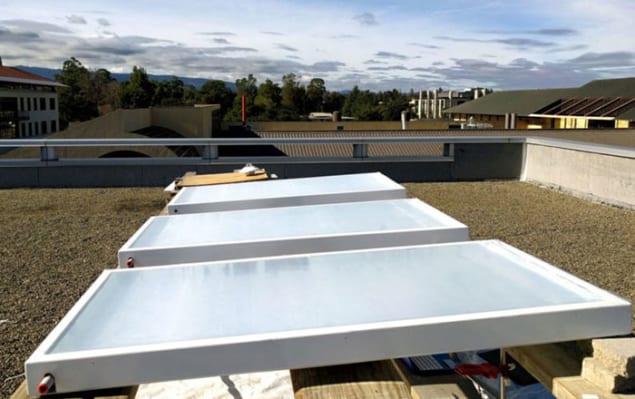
xmin=1 ymin=182 xmax=633 ymax=397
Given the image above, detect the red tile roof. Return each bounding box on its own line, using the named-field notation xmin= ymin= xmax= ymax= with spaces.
xmin=0 ymin=66 xmax=64 ymax=87
xmin=0 ymin=66 xmax=49 ymax=81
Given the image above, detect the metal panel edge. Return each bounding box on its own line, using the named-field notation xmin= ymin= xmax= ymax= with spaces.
xmin=26 ymin=300 xmax=630 ymax=395
xmin=117 ymin=227 xmax=469 ymax=267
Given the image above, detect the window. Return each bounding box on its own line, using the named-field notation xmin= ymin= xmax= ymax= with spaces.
xmin=34 ymin=122 xmax=39 ymax=135
xmin=27 ymin=98 xmax=31 ymax=111
xmin=49 ymin=98 xmax=56 ymax=110
xmin=41 ymin=121 xmax=47 ymax=135
xmin=20 ymin=97 xmax=24 ymax=111
xmin=51 ymin=120 xmax=57 ymax=133
xmin=40 ymin=98 xmax=46 ymax=111
xmin=33 ymin=98 xmax=38 ymax=111
xmin=28 ymin=123 xmax=33 ymax=136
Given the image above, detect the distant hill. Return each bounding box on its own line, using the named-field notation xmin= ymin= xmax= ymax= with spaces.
xmin=15 ymin=65 xmax=236 ymax=91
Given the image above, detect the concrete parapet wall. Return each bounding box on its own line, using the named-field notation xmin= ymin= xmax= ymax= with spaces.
xmin=523 ymin=138 xmax=635 ymax=208
xmin=0 ymin=160 xmax=455 ymax=188
xmin=151 ymin=107 xmax=214 ymax=138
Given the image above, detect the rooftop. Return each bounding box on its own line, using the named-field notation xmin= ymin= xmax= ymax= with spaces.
xmin=446 ymin=77 xmax=635 ymax=118
xmin=1 ymin=182 xmax=633 ymax=398
xmin=0 ymin=65 xmax=65 ymax=87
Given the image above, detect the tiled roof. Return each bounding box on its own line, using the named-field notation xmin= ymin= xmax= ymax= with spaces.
xmin=253 ymin=129 xmax=635 ymax=158
xmin=0 ymin=66 xmax=65 ymax=87
xmin=255 ymin=130 xmax=447 ymax=157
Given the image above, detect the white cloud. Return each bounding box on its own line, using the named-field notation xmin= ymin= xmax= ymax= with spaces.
xmin=353 ymin=12 xmax=378 ymax=26
xmin=0 ymin=0 xmax=632 ymax=91
xmin=66 ymin=15 xmax=86 ymax=24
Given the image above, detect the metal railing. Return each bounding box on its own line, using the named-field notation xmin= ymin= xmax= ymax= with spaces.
xmin=0 ymin=136 xmax=527 ymax=162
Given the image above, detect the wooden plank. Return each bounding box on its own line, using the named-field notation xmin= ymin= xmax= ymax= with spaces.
xmin=176 ymin=170 xmax=267 ymax=187
xmin=9 ymin=379 xmax=138 ymax=399
xmin=291 ymin=361 xmax=412 ymax=399
xmin=553 ymin=376 xmax=633 ymax=399
xmin=505 ymin=342 xmax=584 ymax=391
xmin=389 ymin=359 xmax=481 ymax=399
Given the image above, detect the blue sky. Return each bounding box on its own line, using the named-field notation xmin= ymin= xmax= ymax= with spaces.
xmin=1 ymin=0 xmax=634 ymax=91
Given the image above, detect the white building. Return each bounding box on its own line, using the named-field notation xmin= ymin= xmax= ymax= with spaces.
xmin=0 ymin=59 xmax=65 ymax=139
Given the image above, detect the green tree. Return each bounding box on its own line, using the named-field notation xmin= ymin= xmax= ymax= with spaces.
xmin=305 ymin=78 xmax=326 ymax=112
xmin=119 ymin=66 xmax=155 ymax=109
xmin=377 ymin=90 xmax=409 ymax=121
xmin=182 ymin=84 xmax=199 ymax=106
xmin=153 ymin=77 xmax=185 ymax=106
xmin=323 ymin=91 xmax=345 ymax=113
xmin=281 ymin=73 xmax=306 ymax=118
xmin=254 ymin=79 xmax=282 ymax=120
xmin=55 ymin=57 xmax=98 ymax=127
xmin=198 ymin=80 xmax=235 ymax=119
xmin=342 ymin=86 xmax=382 ymax=120
xmin=341 ymin=85 xmax=360 ymax=117
xmin=225 ymin=74 xmax=258 ymax=122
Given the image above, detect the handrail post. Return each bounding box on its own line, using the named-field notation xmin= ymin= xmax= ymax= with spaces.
xmin=353 ymin=143 xmax=368 ymax=158
xmin=443 ymin=143 xmax=454 ymax=157
xmin=40 ymin=145 xmax=58 ymax=162
xmin=202 ymin=144 xmax=218 ymax=160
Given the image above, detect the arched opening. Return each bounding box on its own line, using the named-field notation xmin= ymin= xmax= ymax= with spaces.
xmin=99 ymin=150 xmax=151 ymax=158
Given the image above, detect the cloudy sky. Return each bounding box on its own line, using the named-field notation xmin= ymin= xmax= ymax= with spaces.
xmin=1 ymin=0 xmax=634 ymax=91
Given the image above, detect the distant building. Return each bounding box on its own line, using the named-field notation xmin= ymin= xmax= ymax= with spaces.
xmin=0 ymin=58 xmax=65 ymax=139
xmin=410 ymin=88 xmax=492 ymax=120
xmin=445 ymin=78 xmax=635 ymax=129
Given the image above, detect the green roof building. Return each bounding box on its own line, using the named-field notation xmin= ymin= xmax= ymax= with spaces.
xmin=446 ymin=78 xmax=635 ymax=129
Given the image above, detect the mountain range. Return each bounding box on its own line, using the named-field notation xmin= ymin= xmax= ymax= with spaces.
xmin=16 ymin=65 xmax=236 ymax=91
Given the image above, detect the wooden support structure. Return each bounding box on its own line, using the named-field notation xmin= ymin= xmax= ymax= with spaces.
xmin=291 ymin=361 xmax=411 ymax=399
xmin=291 ymin=359 xmax=481 ymax=399
xmin=505 ymin=342 xmax=584 ymax=391
xmin=10 ymin=380 xmax=137 ymax=399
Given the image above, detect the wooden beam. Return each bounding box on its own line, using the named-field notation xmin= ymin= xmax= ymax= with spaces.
xmin=291 ymin=361 xmax=411 ymax=399
xmin=389 ymin=359 xmax=481 ymax=399
xmin=505 ymin=342 xmax=584 ymax=391
xmin=553 ymin=376 xmax=632 ymax=399
xmin=9 ymin=380 xmax=138 ymax=399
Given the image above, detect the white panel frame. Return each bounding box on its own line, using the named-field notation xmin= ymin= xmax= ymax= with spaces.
xmin=167 ymin=172 xmax=406 ymax=214
xmin=118 ymin=199 xmax=469 ymax=267
xmin=26 ymin=241 xmax=631 ymax=395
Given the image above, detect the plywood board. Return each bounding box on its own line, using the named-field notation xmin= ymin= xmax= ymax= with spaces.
xmin=176 ymin=171 xmax=268 ymax=188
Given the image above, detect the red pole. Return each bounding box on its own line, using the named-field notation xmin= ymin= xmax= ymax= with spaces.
xmin=241 ymin=95 xmax=246 ymax=126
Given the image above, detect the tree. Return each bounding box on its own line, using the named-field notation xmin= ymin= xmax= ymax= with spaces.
xmin=225 ymin=74 xmax=258 ymax=122
xmin=182 ymin=84 xmax=199 ymax=106
xmin=305 ymin=78 xmax=326 ymax=112
xmin=153 ymin=77 xmax=185 ymax=106
xmin=254 ymin=79 xmax=282 ymax=120
xmin=119 ymin=66 xmax=155 ymax=109
xmin=281 ymin=73 xmax=306 ymax=118
xmin=87 ymin=68 xmax=119 ymax=113
xmin=198 ymin=80 xmax=234 ymax=119
xmin=377 ymin=90 xmax=409 ymax=121
xmin=55 ymin=57 xmax=98 ymax=127
xmin=323 ymin=91 xmax=345 ymax=113
xmin=341 ymin=85 xmax=360 ymax=117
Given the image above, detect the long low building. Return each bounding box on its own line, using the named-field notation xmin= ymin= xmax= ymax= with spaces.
xmin=446 ymin=77 xmax=635 ymax=129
